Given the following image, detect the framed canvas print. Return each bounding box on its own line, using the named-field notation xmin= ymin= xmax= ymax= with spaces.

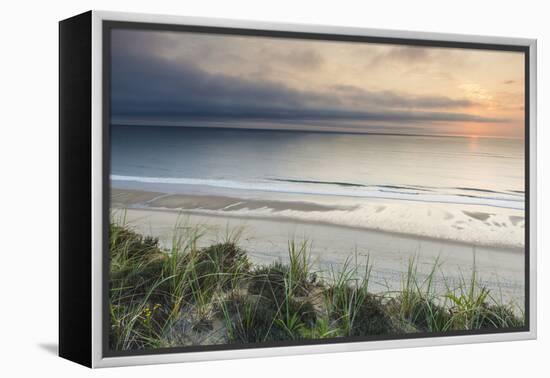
xmin=59 ymin=10 xmax=537 ymax=368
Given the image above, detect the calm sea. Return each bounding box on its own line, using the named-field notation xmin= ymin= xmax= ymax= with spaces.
xmin=111 ymin=125 xmax=525 ymax=211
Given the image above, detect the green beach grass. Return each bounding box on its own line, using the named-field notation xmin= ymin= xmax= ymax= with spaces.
xmin=108 ymin=213 xmax=524 ymax=351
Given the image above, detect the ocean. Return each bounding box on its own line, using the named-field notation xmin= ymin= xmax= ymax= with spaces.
xmin=110 ymin=125 xmax=525 ymax=248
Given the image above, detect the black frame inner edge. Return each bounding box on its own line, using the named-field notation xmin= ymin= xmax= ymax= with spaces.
xmin=101 ymin=20 xmax=531 ymax=358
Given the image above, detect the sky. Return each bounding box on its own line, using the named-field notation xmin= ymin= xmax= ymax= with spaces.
xmin=111 ymin=29 xmax=525 ymax=138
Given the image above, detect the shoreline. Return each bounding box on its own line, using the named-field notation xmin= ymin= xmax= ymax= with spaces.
xmin=112 ymin=187 xmax=353 ymax=213
xmin=111 ymin=187 xmax=525 ymax=251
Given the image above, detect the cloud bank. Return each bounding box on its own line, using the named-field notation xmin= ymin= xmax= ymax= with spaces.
xmin=110 ymin=29 xmax=523 ymax=137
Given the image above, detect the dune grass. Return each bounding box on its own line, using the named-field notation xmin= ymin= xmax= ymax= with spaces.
xmin=108 ymin=215 xmax=524 ymax=351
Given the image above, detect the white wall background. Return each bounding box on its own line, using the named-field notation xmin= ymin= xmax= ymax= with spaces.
xmin=0 ymin=0 xmax=546 ymax=376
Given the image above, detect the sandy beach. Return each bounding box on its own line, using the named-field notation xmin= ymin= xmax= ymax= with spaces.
xmin=112 ymin=188 xmax=525 ymax=306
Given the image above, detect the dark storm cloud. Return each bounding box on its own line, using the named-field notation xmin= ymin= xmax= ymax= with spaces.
xmin=111 ymin=52 xmax=324 ymax=116
xmin=111 ymin=41 xmax=504 ymax=127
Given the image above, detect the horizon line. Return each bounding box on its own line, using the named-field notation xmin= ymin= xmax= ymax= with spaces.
xmin=110 ymin=122 xmax=525 ymax=140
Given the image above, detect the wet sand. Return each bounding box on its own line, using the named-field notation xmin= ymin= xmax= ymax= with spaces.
xmin=112 ymin=188 xmax=355 ymax=212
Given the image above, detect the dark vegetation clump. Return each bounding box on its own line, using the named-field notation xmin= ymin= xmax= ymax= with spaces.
xmin=229 ymin=262 xmax=317 ymax=342
xmin=191 ymin=242 xmax=250 ymax=290
xmin=469 ymin=303 xmax=524 ymax=329
xmin=108 ymin=224 xmax=170 ymax=350
xmin=223 ymin=292 xmax=317 ymax=344
xmin=223 ymin=294 xmax=286 ymax=343
xmin=109 ymin=224 xmax=164 ymax=298
xmin=350 ymin=294 xmax=394 ymax=336
xmin=110 ymin=224 xmax=161 ymax=259
xmin=397 ymin=294 xmax=452 ymax=332
xmin=249 ymin=263 xmax=289 ymax=297
xmin=326 ymin=285 xmax=394 ymax=336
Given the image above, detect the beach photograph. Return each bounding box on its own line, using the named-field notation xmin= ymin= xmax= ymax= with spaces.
xmin=108 ymin=27 xmax=526 ymax=352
